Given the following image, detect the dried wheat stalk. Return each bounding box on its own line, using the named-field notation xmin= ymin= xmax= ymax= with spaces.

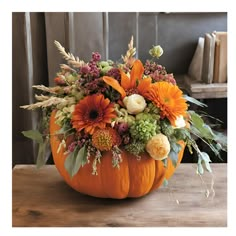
xmin=54 ymin=40 xmax=85 ymax=68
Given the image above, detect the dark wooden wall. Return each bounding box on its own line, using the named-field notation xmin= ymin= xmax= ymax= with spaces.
xmin=12 ymin=12 xmax=227 ymax=165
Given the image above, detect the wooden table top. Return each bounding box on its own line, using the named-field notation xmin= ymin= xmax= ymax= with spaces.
xmin=12 ymin=164 xmax=227 ymax=227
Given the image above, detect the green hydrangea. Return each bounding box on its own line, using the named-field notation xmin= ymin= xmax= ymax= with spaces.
xmin=130 ymin=119 xmax=158 ymax=142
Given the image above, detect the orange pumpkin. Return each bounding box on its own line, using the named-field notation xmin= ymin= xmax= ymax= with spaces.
xmin=50 ymin=110 xmax=185 ymax=199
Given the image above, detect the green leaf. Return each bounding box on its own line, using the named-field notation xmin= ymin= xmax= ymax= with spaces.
xmin=183 ymin=95 xmax=207 ymax=107
xmin=189 ymin=110 xmax=204 ymax=127
xmin=189 ymin=111 xmax=215 ymax=140
xmin=168 ymin=142 xmax=181 ymax=167
xmin=162 ymin=178 xmax=168 ymax=187
xmin=197 ymin=162 xmax=204 ymax=175
xmin=22 ymin=130 xmax=43 ymax=143
xmin=168 ymin=151 xmax=178 ymax=167
xmin=197 ymin=151 xmax=212 ymax=174
xmin=64 ymin=146 xmax=88 ymax=178
xmin=162 ymin=158 xmax=168 ymax=168
xmin=36 ymin=138 xmax=50 ymax=168
xmin=199 ymin=152 xmax=211 ymax=163
xmin=171 ymin=142 xmax=181 ymax=153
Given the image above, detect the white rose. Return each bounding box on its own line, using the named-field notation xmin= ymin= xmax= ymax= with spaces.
xmin=123 ymin=94 xmax=146 ymax=115
xmin=174 ymin=115 xmax=186 ymax=128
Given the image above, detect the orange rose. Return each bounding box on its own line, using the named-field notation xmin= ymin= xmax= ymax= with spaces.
xmin=145 ymin=133 xmax=170 ymax=160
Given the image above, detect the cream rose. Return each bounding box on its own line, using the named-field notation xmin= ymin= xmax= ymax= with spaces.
xmin=123 ymin=94 xmax=147 ymax=115
xmin=174 ymin=115 xmax=186 ymax=128
xmin=145 ymin=133 xmax=170 ymax=160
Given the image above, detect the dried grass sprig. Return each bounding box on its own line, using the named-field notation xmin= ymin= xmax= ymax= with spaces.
xmin=121 ymin=36 xmax=136 ymax=66
xmin=35 ymin=94 xmax=49 ymax=101
xmin=20 ymin=96 xmax=75 ymax=110
xmin=32 ymin=85 xmax=58 ymax=94
xmin=32 ymin=85 xmax=65 ymax=94
xmin=60 ymin=64 xmax=76 ymax=72
xmin=54 ymin=41 xmax=85 ymax=68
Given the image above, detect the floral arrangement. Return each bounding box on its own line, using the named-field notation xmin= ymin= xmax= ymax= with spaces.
xmin=21 ymin=37 xmax=226 ymax=181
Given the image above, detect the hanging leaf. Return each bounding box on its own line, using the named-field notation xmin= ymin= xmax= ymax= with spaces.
xmin=162 ymin=158 xmax=168 ymax=168
xmin=168 ymin=150 xmax=178 ymax=167
xmin=168 ymin=142 xmax=181 ymax=167
xmin=36 ymin=137 xmax=50 ymax=168
xmin=64 ymin=146 xmax=88 ymax=178
xmin=197 ymin=162 xmax=204 ymax=175
xmin=162 ymin=178 xmax=168 ymax=187
xmin=189 ymin=111 xmax=215 ymax=140
xmin=197 ymin=151 xmax=212 ymax=174
xmin=22 ymin=130 xmax=43 ymax=143
xmin=183 ymin=95 xmax=207 ymax=107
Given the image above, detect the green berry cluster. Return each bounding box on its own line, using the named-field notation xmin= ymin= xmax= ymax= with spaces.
xmin=98 ymin=60 xmax=113 ymax=75
xmin=161 ymin=119 xmax=174 ymax=137
xmin=124 ymin=140 xmax=146 ymax=156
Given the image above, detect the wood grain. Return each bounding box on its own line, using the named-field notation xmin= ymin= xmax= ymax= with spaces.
xmin=12 ymin=164 xmax=227 ymax=227
xmin=179 ymin=74 xmax=227 ymax=99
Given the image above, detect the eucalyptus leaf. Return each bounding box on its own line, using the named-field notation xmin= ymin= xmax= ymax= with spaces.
xmin=162 ymin=158 xmax=168 ymax=168
xmin=171 ymin=142 xmax=181 ymax=153
xmin=189 ymin=111 xmax=215 ymax=140
xmin=168 ymin=150 xmax=178 ymax=167
xmin=197 ymin=162 xmax=204 ymax=175
xmin=189 ymin=110 xmax=204 ymax=127
xmin=22 ymin=130 xmax=43 ymax=143
xmin=197 ymin=151 xmax=212 ymax=174
xmin=203 ymin=161 xmax=212 ymax=173
xmin=64 ymin=146 xmax=79 ymax=177
xmin=183 ymin=95 xmax=207 ymax=107
xmin=162 ymin=178 xmax=168 ymax=187
xmin=64 ymin=146 xmax=88 ymax=178
xmin=199 ymin=152 xmax=211 ymax=163
xmin=36 ymin=138 xmax=50 ymax=168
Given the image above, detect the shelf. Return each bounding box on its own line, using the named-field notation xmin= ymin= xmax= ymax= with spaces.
xmin=175 ymin=74 xmax=227 ymax=99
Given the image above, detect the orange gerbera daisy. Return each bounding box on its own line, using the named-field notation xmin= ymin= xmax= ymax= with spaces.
xmin=103 ymin=59 xmax=151 ymax=99
xmin=146 ymin=81 xmax=188 ymax=125
xmin=71 ymin=94 xmax=116 ymax=135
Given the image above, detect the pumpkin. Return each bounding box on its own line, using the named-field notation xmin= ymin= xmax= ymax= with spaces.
xmin=50 ymin=110 xmax=185 ymax=199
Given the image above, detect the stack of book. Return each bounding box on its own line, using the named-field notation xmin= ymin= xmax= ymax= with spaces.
xmin=188 ymin=31 xmax=227 ymax=84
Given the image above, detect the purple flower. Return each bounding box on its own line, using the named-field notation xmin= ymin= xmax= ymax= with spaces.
xmin=68 ymin=141 xmax=77 ymax=152
xmin=92 ymin=52 xmax=101 ymax=62
xmin=106 ymin=68 xmax=121 ymax=82
xmin=80 ymin=65 xmax=91 ymax=75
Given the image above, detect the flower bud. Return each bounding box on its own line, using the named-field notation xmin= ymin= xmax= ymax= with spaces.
xmin=149 ymin=45 xmax=164 ymax=58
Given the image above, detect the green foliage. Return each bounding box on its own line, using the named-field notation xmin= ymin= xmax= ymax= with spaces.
xmin=174 ymin=128 xmax=191 ymax=141
xmin=36 ymin=137 xmax=50 ymax=168
xmin=160 ymin=119 xmax=174 ymax=137
xmin=168 ymin=142 xmax=182 ymax=167
xmin=64 ymin=146 xmax=88 ymax=178
xmin=183 ymin=95 xmax=207 ymax=107
xmin=189 ymin=110 xmax=215 ymax=140
xmin=162 ymin=178 xmax=168 ymax=187
xmin=197 ymin=152 xmax=212 ymax=175
xmin=22 ymin=130 xmax=43 ymax=144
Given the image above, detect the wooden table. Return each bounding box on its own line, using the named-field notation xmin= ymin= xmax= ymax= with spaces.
xmin=12 ymin=164 xmax=227 ymax=227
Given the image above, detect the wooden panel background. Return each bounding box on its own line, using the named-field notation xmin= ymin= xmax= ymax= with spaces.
xmin=12 ymin=12 xmax=227 ymax=165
